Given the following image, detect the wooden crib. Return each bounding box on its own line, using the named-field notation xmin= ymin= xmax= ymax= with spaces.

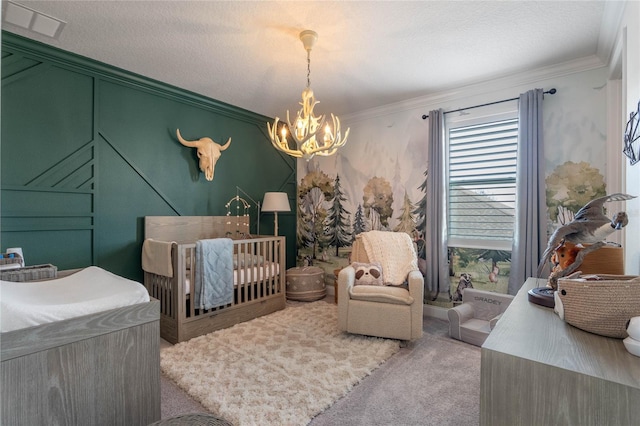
xmin=143 ymin=216 xmax=286 ymax=344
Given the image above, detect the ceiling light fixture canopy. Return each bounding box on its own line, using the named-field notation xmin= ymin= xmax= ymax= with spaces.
xmin=267 ymin=30 xmax=349 ymax=161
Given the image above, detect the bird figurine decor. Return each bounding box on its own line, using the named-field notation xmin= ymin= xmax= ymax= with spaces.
xmin=549 ymin=241 xmax=583 ymax=276
xmin=537 ymin=192 xmax=636 ymax=290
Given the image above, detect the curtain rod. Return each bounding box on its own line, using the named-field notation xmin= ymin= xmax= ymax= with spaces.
xmin=421 ymin=88 xmax=557 ymax=120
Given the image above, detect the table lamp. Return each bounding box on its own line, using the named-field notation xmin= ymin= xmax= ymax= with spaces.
xmin=262 ymin=192 xmax=291 ymax=236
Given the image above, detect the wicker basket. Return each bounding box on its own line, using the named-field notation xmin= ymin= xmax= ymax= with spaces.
xmin=0 ymin=264 xmax=58 ymax=282
xmin=557 ymin=274 xmax=640 ymax=338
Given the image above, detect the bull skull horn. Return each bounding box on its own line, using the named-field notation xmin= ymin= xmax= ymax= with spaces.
xmin=219 ymin=137 xmax=232 ymax=151
xmin=176 ymin=129 xmax=200 ymax=147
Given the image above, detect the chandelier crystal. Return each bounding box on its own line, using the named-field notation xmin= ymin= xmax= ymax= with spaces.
xmin=267 ymin=30 xmax=349 ymax=161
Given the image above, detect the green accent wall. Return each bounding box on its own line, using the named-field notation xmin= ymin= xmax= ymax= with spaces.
xmin=1 ymin=32 xmax=297 ymax=281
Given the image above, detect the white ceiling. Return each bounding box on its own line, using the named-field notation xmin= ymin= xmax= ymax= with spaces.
xmin=2 ymin=1 xmax=621 ymax=119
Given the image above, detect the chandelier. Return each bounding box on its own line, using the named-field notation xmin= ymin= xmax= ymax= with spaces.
xmin=267 ymin=30 xmax=349 ymax=161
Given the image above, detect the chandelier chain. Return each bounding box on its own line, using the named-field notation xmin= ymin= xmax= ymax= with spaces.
xmin=306 ymin=50 xmax=311 ymax=88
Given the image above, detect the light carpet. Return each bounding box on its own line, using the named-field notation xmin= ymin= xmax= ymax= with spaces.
xmin=160 ymin=301 xmax=401 ymax=426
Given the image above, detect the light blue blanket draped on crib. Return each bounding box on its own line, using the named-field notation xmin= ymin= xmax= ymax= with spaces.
xmin=195 ymin=238 xmax=233 ymax=310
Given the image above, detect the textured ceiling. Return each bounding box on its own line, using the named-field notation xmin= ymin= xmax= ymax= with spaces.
xmin=2 ymin=1 xmax=617 ymax=118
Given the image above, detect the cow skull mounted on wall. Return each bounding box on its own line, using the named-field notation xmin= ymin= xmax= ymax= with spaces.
xmin=176 ymin=129 xmax=231 ymax=181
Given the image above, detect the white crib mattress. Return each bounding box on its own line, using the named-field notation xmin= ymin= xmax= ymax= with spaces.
xmin=1 ymin=266 xmax=150 ymax=333
xmin=184 ymin=262 xmax=280 ymax=294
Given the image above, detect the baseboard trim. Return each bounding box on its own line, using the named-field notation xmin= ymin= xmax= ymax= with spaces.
xmin=424 ymin=304 xmax=449 ymax=321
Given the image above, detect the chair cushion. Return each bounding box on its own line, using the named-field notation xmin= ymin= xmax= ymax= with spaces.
xmin=351 ymin=262 xmax=384 ymax=286
xmin=460 ymin=318 xmax=492 ymax=346
xmin=349 ymin=285 xmax=414 ymax=305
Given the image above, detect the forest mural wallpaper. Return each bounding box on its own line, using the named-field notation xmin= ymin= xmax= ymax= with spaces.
xmin=295 ymin=112 xmax=430 ymax=291
xmin=295 ymin=67 xmax=610 ymax=306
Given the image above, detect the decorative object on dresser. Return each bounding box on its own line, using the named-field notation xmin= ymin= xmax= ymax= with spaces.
xmin=4 ymin=247 xmax=24 ymax=267
xmin=448 ymin=288 xmax=515 ymax=346
xmin=536 ymin=192 xmax=635 ymax=290
xmin=175 ymin=129 xmax=231 ymax=181
xmin=142 ymin=216 xmax=286 ymax=344
xmin=553 ymin=273 xmax=640 ymax=339
xmin=0 ymin=263 xmax=57 ymax=281
xmin=285 ymin=266 xmax=326 ymax=301
xmin=0 ymin=251 xmax=24 ymax=271
xmin=337 ymin=231 xmax=424 ymax=342
xmin=261 ymin=191 xmax=291 ymax=236
xmin=624 ymin=317 xmax=640 ymax=357
xmin=528 ymin=243 xmax=625 ymax=308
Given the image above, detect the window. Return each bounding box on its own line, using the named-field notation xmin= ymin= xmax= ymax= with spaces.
xmin=447 ymin=114 xmax=518 ymax=250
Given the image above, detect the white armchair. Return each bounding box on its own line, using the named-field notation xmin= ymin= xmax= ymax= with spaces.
xmin=337 ymin=231 xmax=424 ymax=341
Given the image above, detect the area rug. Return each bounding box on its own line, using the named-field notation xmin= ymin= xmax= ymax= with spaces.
xmin=160 ymin=301 xmax=401 ymax=426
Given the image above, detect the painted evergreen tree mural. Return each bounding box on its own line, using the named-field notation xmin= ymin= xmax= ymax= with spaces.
xmin=296 ymin=196 xmax=313 ymax=251
xmin=325 ymin=175 xmax=352 ymax=256
xmin=413 ymin=169 xmax=428 ymax=258
xmin=353 ymin=204 xmax=367 ymax=237
xmin=303 ymin=187 xmax=329 ymax=259
xmin=393 ymin=190 xmax=417 ymax=235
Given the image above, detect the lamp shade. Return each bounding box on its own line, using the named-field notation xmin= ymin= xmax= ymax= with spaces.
xmin=262 ymin=192 xmax=291 ymax=212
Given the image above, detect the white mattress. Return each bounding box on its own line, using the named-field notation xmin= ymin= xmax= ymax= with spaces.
xmin=185 ymin=262 xmax=280 ymax=294
xmin=1 ymin=266 xmax=150 ymax=333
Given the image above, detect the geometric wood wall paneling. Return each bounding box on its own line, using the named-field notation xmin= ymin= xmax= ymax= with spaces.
xmin=1 ymin=42 xmax=96 ymax=267
xmin=98 ymin=131 xmax=181 ymax=215
xmin=0 ymin=51 xmax=49 ymax=85
xmin=2 ymin=31 xmax=297 ymax=275
xmin=26 ymin=142 xmax=94 ymax=189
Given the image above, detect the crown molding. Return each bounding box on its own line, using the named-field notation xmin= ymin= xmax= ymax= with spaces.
xmin=1 ymin=31 xmax=271 ymax=125
xmin=344 ymin=55 xmax=606 ymax=123
xmin=597 ymin=0 xmax=627 ymax=66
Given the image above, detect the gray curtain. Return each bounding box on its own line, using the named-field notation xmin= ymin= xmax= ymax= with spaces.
xmin=425 ymin=109 xmax=449 ymax=300
xmin=508 ymin=89 xmax=547 ymax=295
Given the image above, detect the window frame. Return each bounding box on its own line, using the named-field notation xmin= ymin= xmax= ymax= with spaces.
xmin=445 ymin=106 xmax=518 ymax=251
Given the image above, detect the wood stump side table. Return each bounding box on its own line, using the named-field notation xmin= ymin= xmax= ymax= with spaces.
xmin=285 ymin=266 xmax=326 ymax=301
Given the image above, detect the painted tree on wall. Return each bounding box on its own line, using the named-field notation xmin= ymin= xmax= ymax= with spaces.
xmin=298 ymin=169 xmax=334 ymax=258
xmin=353 ymin=204 xmax=367 ymax=236
xmin=545 ymin=161 xmax=605 ymax=222
xmin=477 ymin=250 xmax=512 ymax=283
xmin=296 ymin=197 xmax=313 ymax=251
xmin=302 ymin=187 xmax=330 ymax=259
xmin=325 ymin=175 xmax=352 ymax=255
xmin=393 ymin=190 xmax=417 ymax=235
xmin=362 ymin=176 xmax=394 ymax=229
xmin=413 ymin=169 xmax=428 ymax=258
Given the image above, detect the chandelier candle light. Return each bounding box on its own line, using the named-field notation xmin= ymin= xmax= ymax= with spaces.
xmin=267 ymin=30 xmax=349 ymax=160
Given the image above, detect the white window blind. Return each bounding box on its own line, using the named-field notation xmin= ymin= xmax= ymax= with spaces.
xmin=448 ymin=117 xmax=518 ymax=249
